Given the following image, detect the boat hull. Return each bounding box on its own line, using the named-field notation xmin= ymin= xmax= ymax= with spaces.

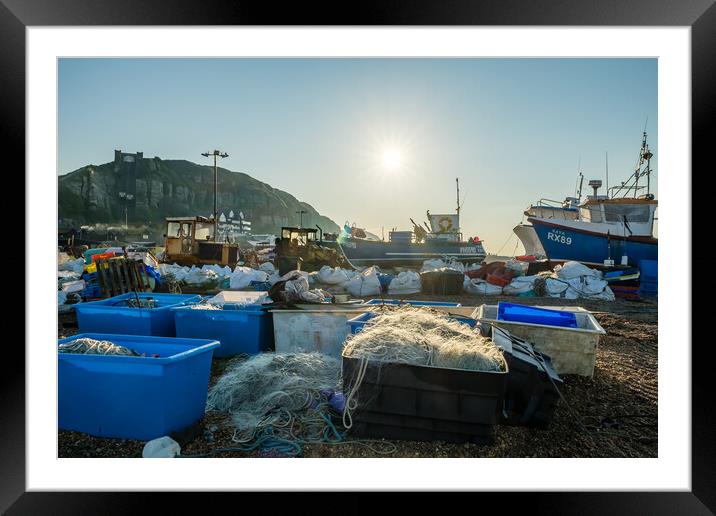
xmin=529 ymin=218 xmax=657 ymax=265
xmin=513 ymin=224 xmax=547 ymax=258
xmin=331 ymin=238 xmax=486 ymax=267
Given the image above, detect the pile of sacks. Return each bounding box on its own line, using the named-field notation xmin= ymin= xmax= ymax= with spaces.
xmin=268 ymin=270 xmax=331 ymax=304
xmin=57 ymin=253 xmax=86 ymax=309
xmin=158 ymin=262 xmax=281 ymax=290
xmin=308 ymin=265 xmax=422 ymax=297
xmin=462 ymin=260 xmax=614 ymax=301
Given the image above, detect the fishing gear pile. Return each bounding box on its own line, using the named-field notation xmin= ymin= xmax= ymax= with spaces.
xmin=342 ymin=306 xmax=506 ymax=372
xmin=206 ymin=353 xmax=343 ymax=453
xmin=58 ymin=337 xmax=142 ymax=357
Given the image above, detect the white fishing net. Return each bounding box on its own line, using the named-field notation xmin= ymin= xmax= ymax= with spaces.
xmin=58 ymin=337 xmax=141 ymax=356
xmin=342 ymin=306 xmax=506 ymax=372
xmin=206 ymin=352 xmax=342 ymax=442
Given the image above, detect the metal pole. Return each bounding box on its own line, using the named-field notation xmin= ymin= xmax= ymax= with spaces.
xmin=202 ymin=150 xmax=228 ymax=242
xmin=214 ymin=152 xmax=218 ymax=241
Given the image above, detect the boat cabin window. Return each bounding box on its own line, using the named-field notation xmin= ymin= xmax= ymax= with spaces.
xmin=282 ymin=229 xmax=315 ymax=246
xmin=167 ymin=222 xmax=193 ymax=238
xmin=580 ymin=206 xmax=603 ymax=223
xmin=603 ymin=204 xmax=651 ymax=223
xmin=194 ymin=222 xmax=215 ymax=241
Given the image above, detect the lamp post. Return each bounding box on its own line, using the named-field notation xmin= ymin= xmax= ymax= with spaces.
xmin=118 ymin=191 xmax=133 ymax=230
xmin=296 ymin=210 xmax=307 ymax=227
xmin=202 ymin=150 xmax=229 ymax=241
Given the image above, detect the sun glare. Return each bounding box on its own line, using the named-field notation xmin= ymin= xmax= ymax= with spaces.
xmin=382 ymin=149 xmax=402 ymax=170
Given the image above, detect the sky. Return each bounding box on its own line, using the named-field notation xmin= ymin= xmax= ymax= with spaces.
xmin=58 ymin=58 xmax=657 ymax=254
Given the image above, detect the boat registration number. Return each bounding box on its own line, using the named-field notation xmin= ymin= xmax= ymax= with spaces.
xmin=547 ymin=231 xmax=572 ymax=245
xmin=459 ymin=247 xmax=477 ymax=254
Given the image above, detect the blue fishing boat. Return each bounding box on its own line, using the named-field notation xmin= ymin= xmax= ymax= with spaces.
xmin=528 ymin=132 xmax=657 ymax=266
xmin=331 ymin=179 xmax=487 ymax=267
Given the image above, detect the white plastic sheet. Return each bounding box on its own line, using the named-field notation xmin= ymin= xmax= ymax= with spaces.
xmin=420 ymin=258 xmax=466 ymax=273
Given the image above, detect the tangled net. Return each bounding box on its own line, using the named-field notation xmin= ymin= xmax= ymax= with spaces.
xmin=342 ymin=306 xmax=506 ymax=372
xmin=58 ymin=337 xmax=141 ymax=356
xmin=207 ymin=353 xmax=343 ymax=444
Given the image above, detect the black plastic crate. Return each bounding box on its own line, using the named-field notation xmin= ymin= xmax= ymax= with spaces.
xmin=489 ymin=326 xmax=562 ymax=428
xmin=342 ymin=355 xmax=508 ymax=443
xmin=419 ymin=270 xmax=464 ymax=295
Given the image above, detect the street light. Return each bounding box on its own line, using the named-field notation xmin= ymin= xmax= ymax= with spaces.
xmin=202 ymin=150 xmax=229 ymax=241
xmin=296 ymin=210 xmax=307 ymax=227
xmin=118 ymin=191 xmax=133 ymax=229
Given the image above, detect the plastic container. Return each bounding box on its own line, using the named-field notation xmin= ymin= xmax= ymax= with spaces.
xmin=487 ymin=325 xmax=562 ymax=428
xmin=83 ymin=248 xmax=109 ymax=265
xmin=58 ymin=333 xmax=219 ymax=440
xmin=172 ymin=305 xmax=274 ymax=357
xmin=497 ymin=302 xmax=578 ymax=328
xmin=420 ymin=270 xmax=464 ymax=295
xmin=347 ymin=311 xmax=476 ymax=335
xmin=271 ymin=307 xmax=368 ymax=359
xmin=638 ymin=259 xmax=658 ymax=282
xmin=91 ymin=252 xmax=116 ymax=263
xmin=206 ymin=290 xmax=269 ymax=306
xmin=472 ymin=304 xmax=605 ymax=377
xmin=75 ymin=293 xmax=202 ymax=337
xmin=342 ymin=345 xmax=508 ymax=443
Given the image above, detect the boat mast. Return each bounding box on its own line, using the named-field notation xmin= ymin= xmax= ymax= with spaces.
xmin=455 ymin=178 xmax=460 ymax=217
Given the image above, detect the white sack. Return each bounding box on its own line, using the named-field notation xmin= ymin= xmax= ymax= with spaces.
xmin=503 ymin=275 xmax=538 ymax=295
xmin=464 ymin=278 xmax=503 ymax=295
xmin=59 ymin=258 xmax=85 ymax=275
xmin=230 ymin=266 xmax=269 ymax=289
xmin=387 ymin=271 xmax=421 ymax=295
xmin=317 ymin=265 xmax=354 ymax=285
xmin=346 ymin=266 xmax=382 ymax=297
xmin=258 ymin=262 xmax=276 ymax=274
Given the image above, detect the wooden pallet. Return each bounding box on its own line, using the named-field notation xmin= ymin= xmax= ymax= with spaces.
xmin=95 ymin=257 xmax=153 ymax=298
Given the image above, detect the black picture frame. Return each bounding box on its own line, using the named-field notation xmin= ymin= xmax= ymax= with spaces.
xmin=5 ymin=0 xmax=711 ymax=512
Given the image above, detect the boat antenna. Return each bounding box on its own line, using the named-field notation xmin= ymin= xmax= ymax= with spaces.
xmin=575 ymin=158 xmax=584 ymax=200
xmin=605 ymin=151 xmax=609 ymax=199
xmin=455 ymin=178 xmax=460 ymax=217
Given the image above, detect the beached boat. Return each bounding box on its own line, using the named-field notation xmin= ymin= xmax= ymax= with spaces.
xmin=331 ymin=179 xmax=487 ymax=267
xmin=528 ymin=132 xmax=657 ymax=266
xmin=513 ymin=197 xmax=580 ymax=258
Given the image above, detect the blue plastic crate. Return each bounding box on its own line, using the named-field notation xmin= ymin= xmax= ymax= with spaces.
xmin=638 ymin=260 xmax=658 ymax=282
xmin=496 ymin=302 xmax=578 ymax=329
xmin=347 ymin=311 xmax=477 ymax=335
xmin=639 ymin=280 xmax=658 ymax=296
xmin=363 ymin=299 xmax=462 ymax=307
xmin=75 ymin=293 xmax=201 ymax=336
xmin=58 ymin=333 xmax=219 ymax=440
xmin=172 ymin=305 xmax=275 ymax=357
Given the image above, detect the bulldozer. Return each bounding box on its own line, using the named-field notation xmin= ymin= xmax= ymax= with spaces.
xmin=274 ymin=226 xmax=351 ymax=275
xmin=162 ymin=216 xmax=241 ymax=267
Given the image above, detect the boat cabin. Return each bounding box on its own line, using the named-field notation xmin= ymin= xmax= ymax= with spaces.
xmin=578 ymin=197 xmax=658 ymax=237
xmin=524 ymin=197 xmax=580 ymax=221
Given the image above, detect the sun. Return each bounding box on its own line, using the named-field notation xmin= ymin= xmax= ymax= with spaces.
xmin=381 ymin=149 xmax=402 ymax=171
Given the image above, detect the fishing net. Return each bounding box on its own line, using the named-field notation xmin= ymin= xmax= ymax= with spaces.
xmin=342 ymin=306 xmax=506 ymax=372
xmin=58 ymin=337 xmax=141 ymax=357
xmin=207 ymin=353 xmax=343 ymax=444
